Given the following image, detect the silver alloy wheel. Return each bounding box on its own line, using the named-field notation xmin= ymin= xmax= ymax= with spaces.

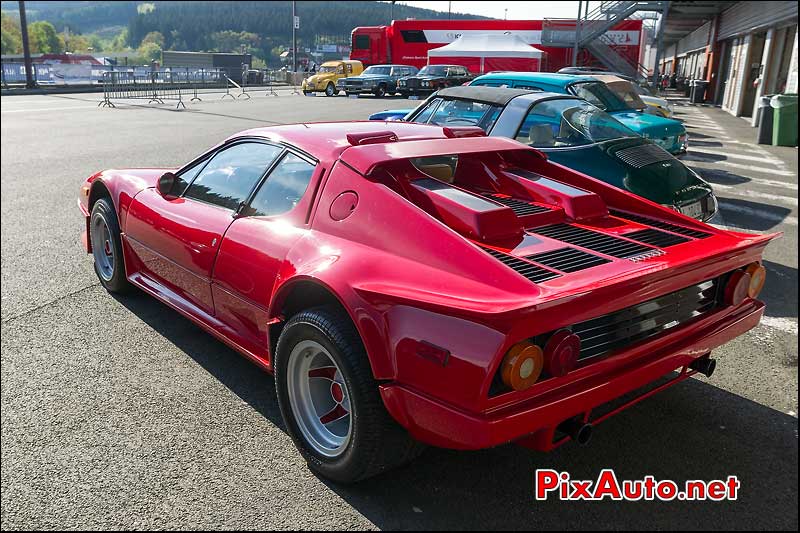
xmin=91 ymin=212 xmax=115 ymax=281
xmin=287 ymin=340 xmax=352 ymax=457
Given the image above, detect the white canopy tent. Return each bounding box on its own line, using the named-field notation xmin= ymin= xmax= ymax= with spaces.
xmin=427 ymin=34 xmax=544 ymax=74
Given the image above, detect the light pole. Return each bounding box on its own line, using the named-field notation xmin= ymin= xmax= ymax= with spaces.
xmin=291 ymin=0 xmax=297 ymax=73
xmin=18 ymin=0 xmax=35 ymax=89
xmin=504 ymin=8 xmax=508 ymax=20
xmin=573 ymin=0 xmax=583 ymax=67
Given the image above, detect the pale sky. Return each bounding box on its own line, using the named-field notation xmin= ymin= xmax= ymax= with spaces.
xmin=393 ymin=1 xmax=590 ymax=20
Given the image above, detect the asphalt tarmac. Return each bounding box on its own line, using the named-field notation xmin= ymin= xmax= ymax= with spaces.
xmin=1 ymin=89 xmax=797 ymax=530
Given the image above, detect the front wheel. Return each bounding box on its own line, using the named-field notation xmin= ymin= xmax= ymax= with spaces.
xmin=89 ymin=197 xmax=132 ymax=294
xmin=275 ymin=306 xmax=424 ymax=483
xmin=374 ymin=85 xmax=387 ymax=98
xmin=325 ymin=83 xmax=337 ymax=97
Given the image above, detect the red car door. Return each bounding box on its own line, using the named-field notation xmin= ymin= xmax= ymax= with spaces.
xmin=211 ymin=151 xmax=320 ymax=361
xmin=124 ymin=141 xmax=284 ymax=316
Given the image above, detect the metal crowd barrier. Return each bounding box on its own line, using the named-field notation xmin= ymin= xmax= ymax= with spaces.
xmin=96 ymin=67 xmax=309 ymax=108
xmin=99 ymin=68 xmax=226 ymax=108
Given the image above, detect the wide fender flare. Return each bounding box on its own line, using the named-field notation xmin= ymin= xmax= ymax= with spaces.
xmin=269 ymin=273 xmax=396 ymax=381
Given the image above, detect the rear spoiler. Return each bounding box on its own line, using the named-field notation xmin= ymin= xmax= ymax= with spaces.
xmin=340 ymin=135 xmax=546 ymax=175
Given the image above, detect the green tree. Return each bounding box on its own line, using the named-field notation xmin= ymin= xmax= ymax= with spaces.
xmin=28 ymin=21 xmax=64 ymax=54
xmin=140 ymin=30 xmax=164 ymax=47
xmin=62 ymin=32 xmax=91 ymax=52
xmin=1 ymin=13 xmax=23 ymax=55
xmin=209 ymin=30 xmax=260 ymax=53
xmin=137 ymin=41 xmax=161 ymax=63
xmin=110 ymin=28 xmax=130 ymax=52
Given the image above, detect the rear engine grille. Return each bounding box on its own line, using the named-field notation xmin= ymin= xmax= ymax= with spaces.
xmin=623 ymin=228 xmax=689 ymax=248
xmin=524 ymin=247 xmax=610 ymax=273
xmin=481 ymin=247 xmax=561 ymax=283
xmin=566 ymin=278 xmax=721 ymax=360
xmin=611 ymin=210 xmax=711 ymax=239
xmin=531 ymin=224 xmax=655 ymax=259
xmin=485 ymin=194 xmax=552 ymax=216
xmin=615 ymin=143 xmax=674 ymax=168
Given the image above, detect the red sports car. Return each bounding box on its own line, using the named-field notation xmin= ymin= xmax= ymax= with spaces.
xmin=78 ymin=122 xmax=776 ymax=483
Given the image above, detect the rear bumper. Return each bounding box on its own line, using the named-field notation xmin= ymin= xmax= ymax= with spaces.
xmin=380 ymin=299 xmax=763 ymax=450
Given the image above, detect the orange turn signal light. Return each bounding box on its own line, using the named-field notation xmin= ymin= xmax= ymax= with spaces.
xmin=501 ymin=341 xmax=544 ymax=391
xmin=745 ymin=262 xmax=766 ymax=299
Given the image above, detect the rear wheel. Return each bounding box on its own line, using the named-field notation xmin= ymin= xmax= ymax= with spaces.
xmin=325 ymin=83 xmax=336 ymax=97
xmin=89 ymin=197 xmax=132 ymax=294
xmin=374 ymin=85 xmax=387 ymax=98
xmin=275 ymin=306 xmax=424 ymax=483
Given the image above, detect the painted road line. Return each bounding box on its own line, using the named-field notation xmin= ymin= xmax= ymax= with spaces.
xmin=1 ymin=105 xmax=100 ymax=114
xmin=696 ymin=170 xmax=798 ymax=191
xmin=717 ymin=201 xmax=798 ymax=225
xmin=691 ymin=148 xmax=785 ymax=164
xmin=689 ymin=158 xmax=797 ymax=177
xmin=758 ymin=316 xmax=799 ymax=336
xmin=713 ymin=184 xmax=798 ymax=206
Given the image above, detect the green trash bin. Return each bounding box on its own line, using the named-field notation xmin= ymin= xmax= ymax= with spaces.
xmin=770 ymin=94 xmax=798 ymax=146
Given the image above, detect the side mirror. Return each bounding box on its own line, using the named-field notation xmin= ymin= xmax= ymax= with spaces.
xmin=157 ymin=172 xmax=179 ymax=199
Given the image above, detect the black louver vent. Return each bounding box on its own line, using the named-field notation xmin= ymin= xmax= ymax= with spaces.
xmin=531 ymin=224 xmax=655 ymax=259
xmin=565 ymin=278 xmax=721 ymax=360
xmin=485 ymin=194 xmax=551 ymax=216
xmin=611 ymin=210 xmax=711 ymax=239
xmin=524 ymin=247 xmax=610 ymax=273
xmin=623 ymin=228 xmax=689 ymax=248
xmin=481 ymin=247 xmax=561 ymax=283
xmin=614 ymin=143 xmax=674 ymax=168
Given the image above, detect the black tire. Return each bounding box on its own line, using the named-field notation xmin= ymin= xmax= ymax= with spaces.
xmin=303 ymin=90 xmax=311 ymax=96
xmin=399 ymin=91 xmax=409 ymax=98
xmin=325 ymin=83 xmax=336 ymax=97
xmin=345 ymin=92 xmax=353 ymax=97
xmin=374 ymin=84 xmax=387 ymax=98
xmin=274 ymin=306 xmax=424 ymax=483
xmin=89 ymin=197 xmax=132 ymax=294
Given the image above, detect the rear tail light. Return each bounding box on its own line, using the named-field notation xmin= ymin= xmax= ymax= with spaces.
xmin=724 ymin=270 xmax=751 ymax=306
xmin=745 ymin=262 xmax=766 ymax=298
xmin=543 ymin=329 xmax=581 ymax=377
xmin=501 ymin=341 xmax=543 ymax=391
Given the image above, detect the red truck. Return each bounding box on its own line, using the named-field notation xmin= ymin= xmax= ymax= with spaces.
xmin=350 ymin=18 xmax=644 ymax=72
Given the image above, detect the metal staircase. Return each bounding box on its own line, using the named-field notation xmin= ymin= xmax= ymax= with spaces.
xmin=542 ymin=1 xmax=666 ymax=79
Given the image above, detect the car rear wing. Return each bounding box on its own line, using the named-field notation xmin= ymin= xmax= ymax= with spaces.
xmin=340 ymin=135 xmax=546 ymax=176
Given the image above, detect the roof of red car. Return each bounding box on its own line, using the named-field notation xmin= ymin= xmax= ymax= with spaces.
xmin=227 ymin=121 xmax=460 ymax=164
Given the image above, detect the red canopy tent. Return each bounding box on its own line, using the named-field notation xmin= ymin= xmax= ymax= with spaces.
xmin=427 ymin=34 xmax=545 ymax=75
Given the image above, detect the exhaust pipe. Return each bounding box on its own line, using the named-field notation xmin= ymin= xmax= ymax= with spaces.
xmin=558 ymin=418 xmax=593 ymax=446
xmin=689 ymin=356 xmax=717 ymax=378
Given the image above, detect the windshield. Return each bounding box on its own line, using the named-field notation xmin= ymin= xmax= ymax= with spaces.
xmin=515 ymin=98 xmax=638 ymax=148
xmin=319 ymin=65 xmax=339 ymax=74
xmin=363 ymin=66 xmax=391 ymax=75
xmin=603 ymin=80 xmax=648 ymax=110
xmin=412 ymin=98 xmax=502 ymax=131
xmin=570 ymin=81 xmax=632 ymax=112
xmin=418 ymin=66 xmax=448 ymax=76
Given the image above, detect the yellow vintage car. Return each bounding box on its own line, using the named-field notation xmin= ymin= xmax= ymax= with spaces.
xmin=302 ymin=60 xmax=364 ymax=96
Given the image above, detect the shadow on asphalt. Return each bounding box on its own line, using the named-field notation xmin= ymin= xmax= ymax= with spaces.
xmin=114 ymin=292 xmax=798 ymax=530
xmin=761 ymin=260 xmax=799 ymax=320
xmin=694 ymin=167 xmax=751 ymax=186
xmin=716 ymin=197 xmax=793 ymax=231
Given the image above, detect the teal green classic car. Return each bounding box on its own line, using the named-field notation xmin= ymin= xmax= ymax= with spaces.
xmin=368 ymin=86 xmax=716 ymax=220
xmin=469 ymin=72 xmax=688 ymax=155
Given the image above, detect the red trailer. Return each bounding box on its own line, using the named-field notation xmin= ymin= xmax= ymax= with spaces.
xmin=350 ymin=19 xmax=644 ymax=73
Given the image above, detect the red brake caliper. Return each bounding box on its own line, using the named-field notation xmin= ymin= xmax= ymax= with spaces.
xmin=308 ymin=366 xmax=349 ymax=425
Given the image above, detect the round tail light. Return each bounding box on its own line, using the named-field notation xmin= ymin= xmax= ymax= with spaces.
xmin=501 ymin=341 xmax=544 ymax=391
xmin=544 ymin=329 xmax=581 ymax=377
xmin=724 ymin=270 xmax=751 ymax=306
xmin=745 ymin=262 xmax=766 ymax=298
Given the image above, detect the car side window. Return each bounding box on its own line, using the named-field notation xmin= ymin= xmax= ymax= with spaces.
xmin=183 ymin=142 xmax=283 ymax=210
xmin=173 ymin=158 xmax=207 ymax=196
xmin=243 ymin=152 xmax=316 ymax=217
xmin=413 ymin=98 xmax=443 ymax=123
xmin=472 ymin=80 xmax=510 ymax=88
xmin=513 ymin=83 xmax=543 ymax=91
